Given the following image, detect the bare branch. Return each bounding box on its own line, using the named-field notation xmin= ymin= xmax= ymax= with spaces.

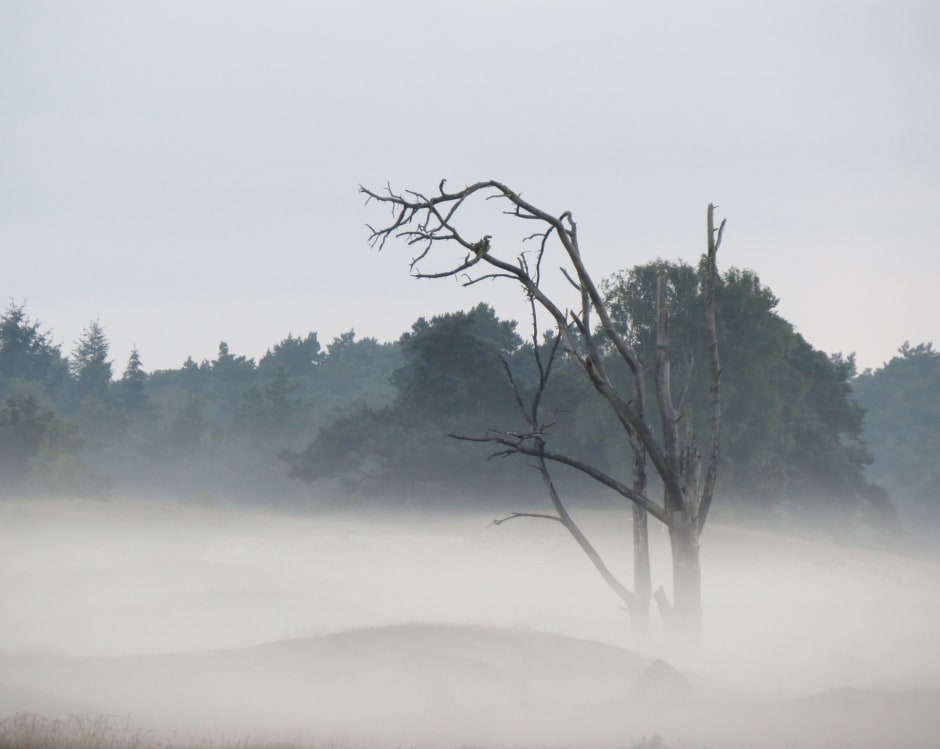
xmin=535 ymin=456 xmax=634 ymax=608
xmin=449 ymin=431 xmax=668 ymax=525
xmin=460 ymin=272 xmax=518 ymax=286
xmin=560 ymin=267 xmax=584 ymax=294
xmin=362 ymin=179 xmax=715 ymax=528
xmin=532 ymin=330 xmax=562 ymax=424
xmin=498 ymin=354 xmax=536 ymax=431
xmin=714 ymin=216 xmax=727 ymax=252
xmin=491 ymin=512 xmax=563 ymax=526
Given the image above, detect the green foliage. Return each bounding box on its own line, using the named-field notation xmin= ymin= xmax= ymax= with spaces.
xmin=96 ymin=330 xmax=403 ymax=501
xmin=283 ymin=305 xmax=528 ymax=499
xmin=0 ymin=291 xmax=923 ymax=531
xmin=604 ymin=259 xmax=703 ymax=356
xmin=0 ymin=302 xmax=68 ymax=397
xmin=711 ymin=268 xmax=793 ymax=496
xmin=393 ymin=303 xmax=522 ymax=420
xmin=164 ymin=395 xmax=210 ymax=455
xmin=282 ymin=401 xmax=519 ymax=500
xmin=0 ymin=392 xmax=82 ymax=495
xmin=118 ymin=347 xmax=149 ymax=414
xmin=315 ymin=330 xmax=402 ymax=414
xmin=70 ymin=320 xmax=113 ymax=400
xmin=601 ymin=261 xmax=892 ymax=530
xmin=854 ymin=342 xmax=940 ymax=525
xmin=259 ymin=332 xmax=323 ymax=378
xmin=234 ymin=367 xmax=304 ymax=445
xmin=282 ymin=405 xmax=391 ymax=486
xmin=210 ymin=341 xmax=256 ymax=403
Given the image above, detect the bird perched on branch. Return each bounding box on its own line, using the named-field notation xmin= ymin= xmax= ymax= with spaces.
xmin=472 ymin=235 xmax=492 ymax=257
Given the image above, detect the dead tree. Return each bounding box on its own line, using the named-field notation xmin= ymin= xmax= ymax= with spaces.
xmin=361 ymin=179 xmax=724 ymax=643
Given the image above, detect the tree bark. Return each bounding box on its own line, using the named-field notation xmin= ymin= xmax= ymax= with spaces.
xmin=632 ymin=503 xmax=652 ymax=642
xmin=667 ymin=514 xmax=703 ymax=643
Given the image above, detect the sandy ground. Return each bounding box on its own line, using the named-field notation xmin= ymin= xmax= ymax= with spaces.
xmin=2 ymin=498 xmax=939 ymax=747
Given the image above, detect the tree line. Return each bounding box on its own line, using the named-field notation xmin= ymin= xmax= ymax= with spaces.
xmin=1 ymin=262 xmax=935 ymax=538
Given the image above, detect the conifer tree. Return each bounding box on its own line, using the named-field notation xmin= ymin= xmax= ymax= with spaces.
xmin=119 ymin=347 xmax=149 ymax=413
xmin=71 ymin=321 xmax=112 ymax=399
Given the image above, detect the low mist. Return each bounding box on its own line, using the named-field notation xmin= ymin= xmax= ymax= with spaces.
xmin=2 ymin=497 xmax=939 ymax=748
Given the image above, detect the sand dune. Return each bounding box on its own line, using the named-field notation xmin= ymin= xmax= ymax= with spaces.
xmin=3 ymin=623 xmax=939 ymax=748
xmin=1 ymin=624 xmax=651 ymax=743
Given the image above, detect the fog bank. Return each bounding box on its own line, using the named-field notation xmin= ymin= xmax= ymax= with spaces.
xmin=2 ymin=498 xmax=939 ymax=747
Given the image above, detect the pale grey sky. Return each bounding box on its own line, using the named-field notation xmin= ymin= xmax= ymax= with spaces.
xmin=2 ymin=1 xmax=937 ymax=372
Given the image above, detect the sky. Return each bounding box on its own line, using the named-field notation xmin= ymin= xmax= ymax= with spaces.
xmin=2 ymin=0 xmax=938 ymax=373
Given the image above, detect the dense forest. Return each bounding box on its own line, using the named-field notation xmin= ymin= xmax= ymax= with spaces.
xmin=2 ymin=261 xmax=935 ymax=540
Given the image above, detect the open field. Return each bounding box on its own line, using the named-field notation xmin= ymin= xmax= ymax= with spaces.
xmin=2 ymin=498 xmax=939 ymax=747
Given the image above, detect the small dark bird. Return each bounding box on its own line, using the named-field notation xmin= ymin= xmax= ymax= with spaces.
xmin=472 ymin=235 xmax=492 ymax=257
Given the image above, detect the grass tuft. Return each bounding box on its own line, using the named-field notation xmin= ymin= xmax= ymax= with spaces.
xmin=0 ymin=714 xmax=308 ymax=749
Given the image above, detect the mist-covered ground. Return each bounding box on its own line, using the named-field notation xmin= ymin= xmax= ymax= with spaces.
xmin=2 ymin=498 xmax=939 ymax=747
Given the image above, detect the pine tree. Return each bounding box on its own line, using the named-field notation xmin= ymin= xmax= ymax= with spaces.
xmin=119 ymin=347 xmax=149 ymax=413
xmin=70 ymin=321 xmax=112 ymax=399
xmin=0 ymin=302 xmax=68 ymax=394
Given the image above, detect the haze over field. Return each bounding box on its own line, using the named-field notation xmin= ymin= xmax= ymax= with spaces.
xmin=2 ymin=499 xmax=940 ymax=747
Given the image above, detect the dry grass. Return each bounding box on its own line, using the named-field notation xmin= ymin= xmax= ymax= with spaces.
xmin=0 ymin=714 xmax=307 ymax=749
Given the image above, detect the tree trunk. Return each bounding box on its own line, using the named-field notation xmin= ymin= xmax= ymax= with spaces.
xmin=667 ymin=516 xmax=703 ymax=644
xmin=632 ymin=504 xmax=652 ymax=643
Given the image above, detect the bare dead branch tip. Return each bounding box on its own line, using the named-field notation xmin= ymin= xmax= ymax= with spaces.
xmin=490 ymin=512 xmax=563 ymax=527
